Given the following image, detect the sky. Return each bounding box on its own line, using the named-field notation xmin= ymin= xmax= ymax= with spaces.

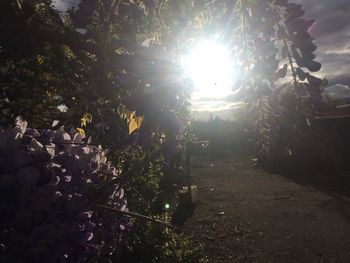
xmin=54 ymin=0 xmax=350 ymax=113
xmin=297 ymin=0 xmax=350 ymax=86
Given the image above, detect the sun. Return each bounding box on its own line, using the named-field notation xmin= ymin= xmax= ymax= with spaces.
xmin=182 ymin=40 xmax=236 ymax=99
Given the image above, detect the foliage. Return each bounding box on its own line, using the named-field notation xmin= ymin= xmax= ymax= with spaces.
xmin=197 ymin=0 xmax=326 ymax=168
xmin=0 ymin=0 xmax=190 ymax=146
xmin=120 ymin=223 xmax=207 ymax=263
xmin=0 ymin=1 xmax=205 ymax=261
xmin=0 ymin=118 xmax=129 ymax=262
xmin=232 ymin=0 xmax=325 ymax=168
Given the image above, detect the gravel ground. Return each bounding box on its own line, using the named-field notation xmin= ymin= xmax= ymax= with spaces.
xmin=183 ymin=155 xmax=350 ymax=263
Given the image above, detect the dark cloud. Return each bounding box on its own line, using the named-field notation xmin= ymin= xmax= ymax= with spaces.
xmin=330 ymin=74 xmax=350 ymax=86
xmin=297 ymin=0 xmax=350 ymax=86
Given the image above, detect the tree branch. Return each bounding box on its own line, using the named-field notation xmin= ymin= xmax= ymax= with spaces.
xmin=96 ymin=204 xmax=175 ymax=229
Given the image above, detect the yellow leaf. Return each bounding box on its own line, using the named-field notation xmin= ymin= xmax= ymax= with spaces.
xmin=128 ymin=115 xmax=143 ymax=134
xmin=76 ymin=128 xmax=85 ymax=136
xmin=84 ymin=113 xmax=93 ymax=123
xmin=80 ymin=117 xmax=87 ymax=127
xmin=80 ymin=113 xmax=92 ymax=127
xmin=125 ymin=109 xmax=134 ymax=122
xmin=37 ymin=55 xmax=44 ymax=65
xmin=128 ymin=117 xmax=138 ymax=134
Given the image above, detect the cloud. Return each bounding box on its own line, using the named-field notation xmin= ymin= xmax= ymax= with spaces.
xmin=297 ymin=0 xmax=350 ymax=86
xmin=191 ymin=100 xmax=244 ymax=112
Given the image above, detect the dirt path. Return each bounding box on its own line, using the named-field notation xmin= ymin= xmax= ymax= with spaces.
xmin=183 ymin=156 xmax=350 ymax=263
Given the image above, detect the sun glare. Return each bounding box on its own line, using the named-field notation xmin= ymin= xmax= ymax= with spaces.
xmin=183 ymin=40 xmax=236 ymax=99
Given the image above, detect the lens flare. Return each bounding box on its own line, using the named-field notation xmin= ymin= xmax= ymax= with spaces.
xmin=183 ymin=40 xmax=236 ymax=99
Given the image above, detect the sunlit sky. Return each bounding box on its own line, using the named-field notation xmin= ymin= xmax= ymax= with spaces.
xmin=55 ymin=0 xmax=350 ymax=114
xmin=182 ymin=40 xmax=236 ymax=100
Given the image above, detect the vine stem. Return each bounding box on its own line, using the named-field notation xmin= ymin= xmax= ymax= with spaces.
xmin=282 ymin=37 xmax=298 ymax=83
xmin=240 ymin=0 xmax=249 ymax=89
xmin=269 ymin=1 xmax=298 ymax=84
xmin=96 ymin=204 xmax=175 ymax=229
